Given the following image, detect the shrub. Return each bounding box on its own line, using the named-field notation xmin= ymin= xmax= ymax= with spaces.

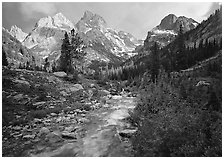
xmin=130 ymin=74 xmax=221 ymax=157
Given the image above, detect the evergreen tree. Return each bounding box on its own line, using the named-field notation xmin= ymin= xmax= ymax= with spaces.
xmin=70 ymin=33 xmax=86 ymax=73
xmin=176 ymin=24 xmax=186 ymax=70
xmin=2 ymin=47 xmax=8 ymax=66
xmin=150 ymin=42 xmax=160 ymax=83
xmin=60 ymin=32 xmax=71 ymax=73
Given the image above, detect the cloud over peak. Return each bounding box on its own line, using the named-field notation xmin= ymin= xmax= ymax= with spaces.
xmin=19 ymin=2 xmax=57 ymax=20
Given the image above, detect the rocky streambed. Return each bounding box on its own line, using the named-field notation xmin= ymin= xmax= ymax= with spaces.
xmin=28 ymin=94 xmax=137 ymax=157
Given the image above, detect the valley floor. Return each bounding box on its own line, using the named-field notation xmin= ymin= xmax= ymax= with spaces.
xmin=2 ymin=68 xmax=137 ymax=157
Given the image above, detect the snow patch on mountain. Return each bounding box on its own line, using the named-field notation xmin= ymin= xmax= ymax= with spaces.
xmin=152 ymin=29 xmax=177 ymax=35
xmin=34 ymin=13 xmax=74 ymax=30
xmin=10 ymin=25 xmax=28 ymax=42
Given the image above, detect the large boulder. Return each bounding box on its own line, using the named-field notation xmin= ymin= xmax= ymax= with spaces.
xmin=69 ymin=84 xmax=84 ymax=93
xmin=53 ymin=72 xmax=67 ymax=78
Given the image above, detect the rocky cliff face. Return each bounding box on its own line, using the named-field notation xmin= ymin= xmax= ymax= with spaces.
xmin=2 ymin=28 xmax=37 ymax=68
xmin=157 ymin=14 xmax=198 ymax=32
xmin=9 ymin=25 xmax=28 ymax=42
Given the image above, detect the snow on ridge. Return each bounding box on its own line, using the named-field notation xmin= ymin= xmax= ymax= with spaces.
xmin=152 ymin=29 xmax=177 ymax=35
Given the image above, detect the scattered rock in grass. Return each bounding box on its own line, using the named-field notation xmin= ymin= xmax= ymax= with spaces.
xmin=118 ymin=129 xmax=137 ymax=138
xmin=13 ymin=94 xmax=24 ymax=101
xmin=33 ymin=118 xmax=42 ymax=124
xmin=69 ymin=84 xmax=84 ymax=93
xmin=64 ymin=126 xmax=75 ymax=132
xmin=53 ymin=72 xmax=67 ymax=78
xmin=38 ymin=127 xmax=50 ymax=136
xmin=23 ymin=134 xmax=36 ymax=139
xmin=50 ymin=113 xmax=57 ymax=116
xmin=99 ymin=90 xmax=111 ymax=96
xmin=13 ymin=126 xmax=22 ymax=131
xmin=61 ymin=131 xmax=77 ymax=140
xmin=33 ymin=101 xmax=46 ymax=106
xmin=60 ymin=91 xmax=69 ymax=96
xmin=14 ymin=79 xmax=30 ymax=87
xmin=78 ymin=118 xmax=90 ymax=124
xmin=46 ymin=131 xmax=63 ymax=143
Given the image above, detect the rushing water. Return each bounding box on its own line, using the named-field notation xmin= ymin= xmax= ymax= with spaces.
xmin=33 ymin=94 xmax=137 ymax=157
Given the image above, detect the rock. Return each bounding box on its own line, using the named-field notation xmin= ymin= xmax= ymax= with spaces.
xmin=14 ymin=79 xmax=30 ymax=86
xmin=112 ymin=95 xmax=123 ymax=99
xmin=118 ymin=129 xmax=137 ymax=138
xmin=61 ymin=131 xmax=77 ymax=140
xmin=60 ymin=91 xmax=69 ymax=96
xmin=50 ymin=113 xmax=57 ymax=116
xmin=46 ymin=131 xmax=63 ymax=143
xmin=16 ymin=115 xmax=21 ymax=119
xmin=90 ymin=84 xmax=95 ymax=88
xmin=13 ymin=126 xmax=22 ymax=131
xmin=24 ymin=141 xmax=32 ymax=145
xmin=99 ymin=90 xmax=110 ymax=96
xmin=13 ymin=94 xmax=24 ymax=101
xmin=53 ymin=71 xmax=67 ymax=78
xmin=78 ymin=118 xmax=90 ymax=124
xmin=69 ymin=84 xmax=84 ymax=92
xmin=34 ymin=118 xmax=42 ymax=124
xmin=80 ymin=113 xmax=86 ymax=117
xmin=64 ymin=126 xmax=75 ymax=132
xmin=38 ymin=127 xmax=50 ymax=136
xmin=33 ymin=101 xmax=46 ymax=106
xmin=196 ymin=80 xmax=210 ymax=87
xmin=23 ymin=134 xmax=36 ymax=139
xmin=36 ymin=145 xmax=46 ymax=151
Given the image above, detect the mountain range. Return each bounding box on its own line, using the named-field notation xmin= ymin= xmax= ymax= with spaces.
xmin=2 ymin=9 xmax=221 ymax=72
xmin=15 ymin=11 xmax=142 ymax=67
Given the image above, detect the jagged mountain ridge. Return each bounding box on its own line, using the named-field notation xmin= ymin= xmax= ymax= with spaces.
xmin=22 ymin=11 xmax=142 ymax=68
xmin=2 ymin=28 xmax=39 ymax=68
xmin=9 ymin=25 xmax=28 ymax=42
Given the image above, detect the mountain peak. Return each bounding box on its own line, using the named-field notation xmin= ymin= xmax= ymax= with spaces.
xmin=83 ymin=10 xmax=94 ymax=19
xmin=35 ymin=13 xmax=74 ymax=30
xmin=53 ymin=12 xmax=67 ymax=20
xmin=9 ymin=25 xmax=27 ymax=42
xmin=157 ymin=13 xmax=198 ymax=32
xmin=159 ymin=14 xmax=178 ymax=30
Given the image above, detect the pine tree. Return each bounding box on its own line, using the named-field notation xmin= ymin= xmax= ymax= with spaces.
xmin=176 ymin=24 xmax=186 ymax=70
xmin=150 ymin=42 xmax=160 ymax=83
xmin=60 ymin=32 xmax=71 ymax=73
xmin=2 ymin=47 xmax=8 ymax=66
xmin=70 ymin=33 xmax=86 ymax=73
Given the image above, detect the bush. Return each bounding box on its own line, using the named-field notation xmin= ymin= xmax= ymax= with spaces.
xmin=130 ymin=74 xmax=221 ymax=157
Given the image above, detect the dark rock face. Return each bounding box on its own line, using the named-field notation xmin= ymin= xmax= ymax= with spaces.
xmin=159 ymin=14 xmax=178 ymax=30
xmin=157 ymin=14 xmax=199 ymax=32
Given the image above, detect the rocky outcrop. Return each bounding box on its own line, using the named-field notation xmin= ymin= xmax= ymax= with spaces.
xmin=10 ymin=25 xmax=28 ymax=42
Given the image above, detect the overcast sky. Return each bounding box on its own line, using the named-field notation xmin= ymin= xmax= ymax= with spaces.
xmin=2 ymin=2 xmax=221 ymax=39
